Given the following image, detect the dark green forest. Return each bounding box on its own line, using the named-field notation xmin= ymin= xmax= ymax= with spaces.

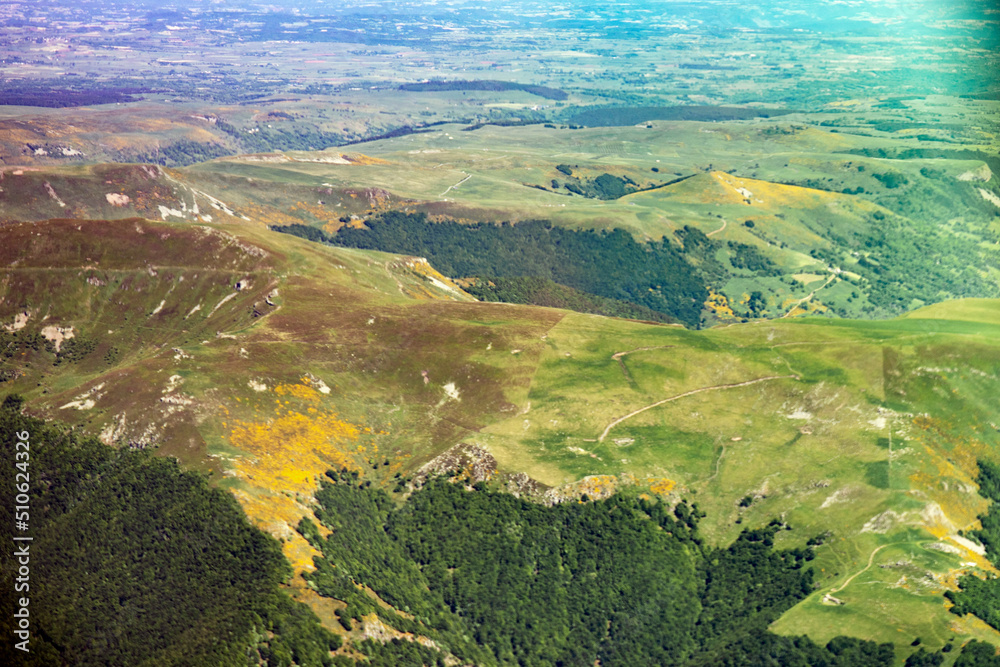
xmin=0 ymin=398 xmax=339 ymax=667
xmin=399 ymin=80 xmax=568 ymax=101
xmin=463 ymin=276 xmax=677 ymax=322
xmin=929 ymin=458 xmax=1000 ymax=664
xmin=300 ymin=469 xmax=898 ymax=666
xmin=553 ymin=170 xmax=641 ymax=200
xmin=807 ymin=206 xmax=995 ymax=315
xmin=133 ymin=139 xmax=235 ymax=167
xmin=273 ymin=213 xmax=709 ymax=327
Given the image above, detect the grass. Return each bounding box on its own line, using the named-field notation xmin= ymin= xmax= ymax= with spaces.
xmin=461 ymin=308 xmax=1000 ymax=659
xmin=7 ymin=101 xmax=999 ymax=325
xmin=171 ymin=109 xmax=1000 ymax=324
xmin=1 ymin=216 xmax=564 ymax=578
xmin=5 ymin=203 xmax=1000 ymax=662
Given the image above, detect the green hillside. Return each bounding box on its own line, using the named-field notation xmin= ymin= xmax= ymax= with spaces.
xmin=177 ymin=103 xmax=1000 ymax=324
xmin=3 ymin=0 xmax=1000 ymax=663
xmin=2 ymin=216 xmax=1000 ymax=663
xmin=5 ymin=101 xmax=999 ymax=327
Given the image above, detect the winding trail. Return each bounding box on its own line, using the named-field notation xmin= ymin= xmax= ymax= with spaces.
xmin=383 ymin=261 xmax=407 ymax=296
xmin=704 ymin=437 xmax=729 ymax=484
xmin=780 ymin=273 xmax=837 ymax=318
xmin=830 ymin=544 xmax=891 ymax=594
xmin=598 ymin=374 xmax=798 ymax=442
xmin=439 ymin=173 xmax=471 ymax=197
xmin=706 ymin=218 xmax=727 ymax=237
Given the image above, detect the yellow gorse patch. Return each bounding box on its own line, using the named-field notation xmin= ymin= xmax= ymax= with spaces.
xmin=223 ymin=379 xmax=368 ymax=574
xmin=274 ymin=381 xmax=322 ymax=402
xmin=648 ymin=477 xmax=676 ymax=496
xmin=230 ymin=409 xmax=361 ymax=494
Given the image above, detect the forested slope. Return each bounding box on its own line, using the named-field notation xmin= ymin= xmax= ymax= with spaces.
xmin=0 ymin=399 xmax=340 ymax=667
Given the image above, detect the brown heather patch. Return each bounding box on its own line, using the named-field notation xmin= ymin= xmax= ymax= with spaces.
xmin=0 ymin=218 xmax=273 ymax=271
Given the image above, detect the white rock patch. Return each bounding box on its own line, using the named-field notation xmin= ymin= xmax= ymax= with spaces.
xmin=60 ymin=398 xmax=95 ymax=410
xmin=952 ymin=534 xmax=987 ymax=556
xmin=209 ymin=292 xmax=237 ymax=316
xmin=979 ymin=188 xmax=1000 ymax=208
xmin=158 ymin=205 xmax=185 ymax=220
xmin=44 ymin=181 xmax=66 ymax=208
xmin=443 ymin=382 xmax=460 ymax=401
xmin=164 ymin=374 xmax=183 ymax=393
xmin=861 ymin=510 xmax=906 ymax=533
xmin=820 ymin=487 xmax=850 ymax=509
xmin=922 ymin=502 xmax=956 ymax=533
xmin=5 ymin=311 xmax=29 ymax=331
xmin=161 ymin=394 xmax=193 ymax=406
xmin=100 ymin=414 xmax=128 ymax=445
xmin=958 ymin=164 xmax=992 ymax=182
xmin=106 ymin=193 xmax=131 ymax=206
xmin=41 ymin=325 xmax=74 ymax=352
xmin=60 ymin=383 xmax=104 ymax=410
xmin=925 ymin=542 xmax=961 ymax=555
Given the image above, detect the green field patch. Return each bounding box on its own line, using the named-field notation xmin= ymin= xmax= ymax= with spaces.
xmin=865 ymin=461 xmax=891 ymax=490
xmin=601 ymin=423 xmax=719 ymax=480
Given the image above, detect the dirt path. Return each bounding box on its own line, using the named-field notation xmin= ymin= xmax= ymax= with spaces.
xmin=598 ymin=374 xmax=797 ymax=442
xmin=611 ymin=345 xmax=675 ymax=385
xmin=383 ymin=261 xmax=407 ymax=296
xmin=830 ymin=544 xmax=891 ymax=594
xmin=704 ymin=438 xmax=729 ymax=484
xmin=439 ymin=173 xmax=471 ymax=197
xmin=780 ymin=273 xmax=837 ymax=318
xmin=706 ymin=218 xmax=727 ymax=237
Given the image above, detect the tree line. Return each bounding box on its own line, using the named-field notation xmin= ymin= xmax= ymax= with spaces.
xmin=274 ymin=212 xmax=709 ymax=327
xmin=0 ymin=397 xmax=340 ymax=667
xmin=300 ymin=469 xmax=897 ymax=666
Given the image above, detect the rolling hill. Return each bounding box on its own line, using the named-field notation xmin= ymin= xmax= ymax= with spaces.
xmin=3 ymin=213 xmax=1000 ymax=663
xmin=10 ymin=105 xmax=997 ymax=325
